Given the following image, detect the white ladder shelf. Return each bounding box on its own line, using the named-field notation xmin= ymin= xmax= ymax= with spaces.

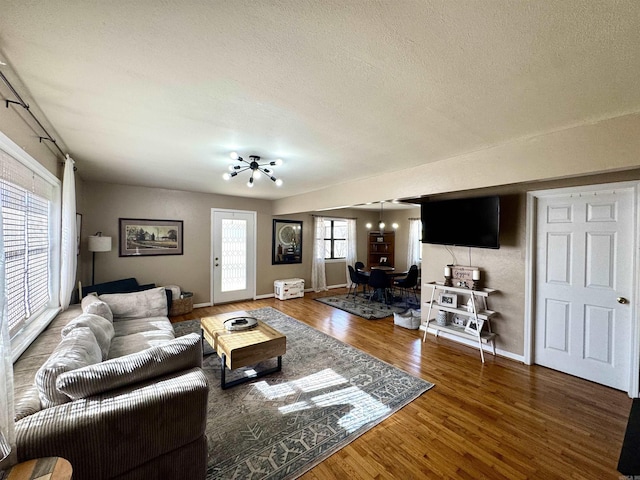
xmin=421 ymin=281 xmax=498 ymax=363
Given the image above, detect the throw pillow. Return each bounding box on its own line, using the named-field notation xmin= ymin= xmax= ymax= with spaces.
xmin=99 ymin=286 xmax=168 ymax=320
xmin=35 ymin=327 xmax=102 ymax=408
xmin=56 ymin=333 xmax=202 ymax=400
xmin=61 ymin=313 xmax=115 ymax=360
xmin=81 ymin=294 xmax=114 ymax=323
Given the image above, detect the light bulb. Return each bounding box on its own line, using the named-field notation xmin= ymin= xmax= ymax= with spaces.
xmin=275 ymin=178 xmax=283 ymax=187
xmin=365 ymin=223 xmax=372 ymax=229
xmin=392 ymin=223 xmax=399 ymax=229
xmin=223 ymin=173 xmax=230 ymax=180
xmin=247 ymin=180 xmax=254 ymax=188
xmin=379 ymin=221 xmax=385 ymax=229
xmin=274 ymin=158 xmax=283 ymax=166
xmin=228 ymin=164 xmax=235 ymax=171
xmin=229 ymin=151 xmax=239 ymax=160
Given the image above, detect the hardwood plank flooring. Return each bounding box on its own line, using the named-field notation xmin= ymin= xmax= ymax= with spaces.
xmin=171 ymin=289 xmax=632 ymax=479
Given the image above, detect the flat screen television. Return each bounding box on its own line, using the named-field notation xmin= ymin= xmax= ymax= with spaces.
xmin=421 ymin=195 xmax=500 ymax=249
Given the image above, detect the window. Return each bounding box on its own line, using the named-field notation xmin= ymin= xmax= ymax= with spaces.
xmin=2 ymin=181 xmax=50 ymax=336
xmin=0 ymin=131 xmax=61 ymax=361
xmin=323 ymin=219 xmax=347 ymax=259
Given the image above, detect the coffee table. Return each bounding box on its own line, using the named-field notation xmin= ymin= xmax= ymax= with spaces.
xmin=201 ymin=311 xmax=286 ymax=389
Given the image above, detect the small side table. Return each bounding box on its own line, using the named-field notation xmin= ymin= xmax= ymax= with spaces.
xmin=0 ymin=457 xmax=72 ymax=480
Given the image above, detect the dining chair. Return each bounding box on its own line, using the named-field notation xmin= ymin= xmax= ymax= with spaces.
xmin=368 ymin=268 xmax=392 ymax=305
xmin=347 ymin=265 xmax=368 ymax=302
xmin=354 ymin=261 xmax=369 ymax=291
xmin=394 ymin=264 xmax=419 ymax=306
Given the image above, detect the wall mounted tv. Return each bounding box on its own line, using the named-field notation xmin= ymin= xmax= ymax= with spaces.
xmin=421 ymin=195 xmax=500 ymax=249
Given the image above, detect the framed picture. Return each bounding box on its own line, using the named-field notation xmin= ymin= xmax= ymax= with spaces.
xmin=76 ymin=213 xmax=82 ymax=256
xmin=272 ymin=219 xmax=302 ymax=264
xmin=465 ymin=317 xmax=485 ymax=335
xmin=439 ymin=292 xmax=457 ymax=307
xmin=119 ymin=218 xmax=183 ymax=257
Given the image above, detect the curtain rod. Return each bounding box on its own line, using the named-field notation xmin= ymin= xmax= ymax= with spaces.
xmin=0 ymin=70 xmax=66 ymax=159
xmin=310 ymin=214 xmax=358 ymax=220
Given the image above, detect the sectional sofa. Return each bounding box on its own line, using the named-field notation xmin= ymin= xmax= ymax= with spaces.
xmin=12 ymin=287 xmax=209 ymax=480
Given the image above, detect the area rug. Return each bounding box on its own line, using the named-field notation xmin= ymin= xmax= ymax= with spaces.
xmin=315 ymin=293 xmax=419 ymax=319
xmin=173 ymin=307 xmax=434 ymax=480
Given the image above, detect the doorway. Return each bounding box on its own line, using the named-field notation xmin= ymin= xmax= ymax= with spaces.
xmin=211 ymin=209 xmax=256 ymax=304
xmin=526 ymin=182 xmax=639 ymax=396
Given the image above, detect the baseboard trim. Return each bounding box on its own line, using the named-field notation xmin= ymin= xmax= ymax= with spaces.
xmin=193 ymin=302 xmax=212 ymax=308
xmin=420 ymin=325 xmax=525 ymax=363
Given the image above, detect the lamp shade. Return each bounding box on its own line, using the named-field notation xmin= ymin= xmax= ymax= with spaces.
xmin=88 ymin=235 xmax=112 ymax=253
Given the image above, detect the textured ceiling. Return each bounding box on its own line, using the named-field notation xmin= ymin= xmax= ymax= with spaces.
xmin=1 ymin=1 xmax=639 ymax=201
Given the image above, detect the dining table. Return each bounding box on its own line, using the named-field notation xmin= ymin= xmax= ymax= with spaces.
xmin=356 ymin=266 xmax=408 ymax=304
xmin=357 ymin=266 xmax=408 ymax=278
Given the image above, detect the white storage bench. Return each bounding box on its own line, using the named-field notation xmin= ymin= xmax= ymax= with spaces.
xmin=274 ymin=278 xmax=305 ymax=300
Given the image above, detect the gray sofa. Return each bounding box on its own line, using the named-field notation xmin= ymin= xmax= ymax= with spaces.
xmin=12 ymin=287 xmax=209 ymax=480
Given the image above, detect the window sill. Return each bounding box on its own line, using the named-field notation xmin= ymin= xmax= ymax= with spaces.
xmin=10 ymin=307 xmax=61 ymax=363
xmin=324 ymin=258 xmax=346 ymax=264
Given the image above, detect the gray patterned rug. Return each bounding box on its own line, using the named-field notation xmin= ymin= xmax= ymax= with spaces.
xmin=315 ymin=293 xmax=419 ymax=319
xmin=174 ymin=307 xmax=434 ymax=480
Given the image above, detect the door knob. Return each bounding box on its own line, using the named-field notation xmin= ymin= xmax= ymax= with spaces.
xmin=617 ymin=297 xmax=628 ymax=304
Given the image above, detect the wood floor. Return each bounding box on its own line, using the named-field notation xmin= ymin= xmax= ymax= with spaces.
xmin=171 ymin=289 xmax=632 ymax=480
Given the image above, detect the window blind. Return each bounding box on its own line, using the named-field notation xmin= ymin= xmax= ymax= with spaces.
xmin=0 ymin=147 xmax=55 ymax=339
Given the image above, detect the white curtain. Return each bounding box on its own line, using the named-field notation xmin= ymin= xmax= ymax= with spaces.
xmin=0 ymin=200 xmax=16 ymax=468
xmin=59 ymin=155 xmax=76 ymax=309
xmin=311 ymin=216 xmax=327 ymax=292
xmin=407 ymin=218 xmax=421 ymax=269
xmin=345 ymin=219 xmax=357 ymax=286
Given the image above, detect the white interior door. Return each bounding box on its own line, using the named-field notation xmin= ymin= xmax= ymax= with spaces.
xmin=534 ymin=185 xmax=635 ymax=391
xmin=211 ymin=209 xmax=256 ymax=304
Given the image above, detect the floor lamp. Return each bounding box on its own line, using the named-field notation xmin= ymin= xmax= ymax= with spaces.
xmin=88 ymin=232 xmax=112 ymax=285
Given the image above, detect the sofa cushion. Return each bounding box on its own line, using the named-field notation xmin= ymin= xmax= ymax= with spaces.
xmin=35 ymin=327 xmax=102 ymax=408
xmin=56 ymin=333 xmax=203 ymax=400
xmin=81 ymin=277 xmax=140 ymax=297
xmin=100 ymin=287 xmax=168 ymax=320
xmin=112 ymin=316 xmax=174 ymax=338
xmin=61 ymin=313 xmax=115 ymax=360
xmin=107 ymin=330 xmax=176 ymax=358
xmin=81 ymin=294 xmax=114 ymax=323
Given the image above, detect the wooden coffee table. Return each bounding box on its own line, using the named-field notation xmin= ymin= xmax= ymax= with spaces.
xmin=0 ymin=457 xmax=72 ymax=479
xmin=201 ymin=311 xmax=286 ymax=389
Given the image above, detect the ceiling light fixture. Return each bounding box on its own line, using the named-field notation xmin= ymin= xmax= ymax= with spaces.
xmin=378 ymin=201 xmax=386 ymax=230
xmin=222 ymin=152 xmax=283 ymax=188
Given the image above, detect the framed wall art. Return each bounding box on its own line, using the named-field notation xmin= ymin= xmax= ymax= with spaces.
xmin=76 ymin=213 xmax=82 ymax=256
xmin=119 ymin=218 xmax=183 ymax=257
xmin=272 ymin=219 xmax=302 ymax=264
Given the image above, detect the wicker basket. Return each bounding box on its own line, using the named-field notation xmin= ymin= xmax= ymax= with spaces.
xmin=169 ymin=296 xmax=193 ymax=316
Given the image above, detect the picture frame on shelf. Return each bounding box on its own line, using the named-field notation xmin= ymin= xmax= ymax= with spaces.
xmin=465 ymin=317 xmax=485 ymax=335
xmin=451 ymin=265 xmax=478 ymax=289
xmin=119 ymin=218 xmax=183 ymax=257
xmin=439 ymin=292 xmax=457 ymax=307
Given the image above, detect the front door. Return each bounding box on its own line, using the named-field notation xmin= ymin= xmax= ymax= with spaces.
xmin=211 ymin=209 xmax=256 ymax=304
xmin=534 ymin=184 xmax=635 ymax=391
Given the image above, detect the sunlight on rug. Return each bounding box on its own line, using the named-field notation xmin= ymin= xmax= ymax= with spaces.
xmin=174 ymin=307 xmax=434 ymax=480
